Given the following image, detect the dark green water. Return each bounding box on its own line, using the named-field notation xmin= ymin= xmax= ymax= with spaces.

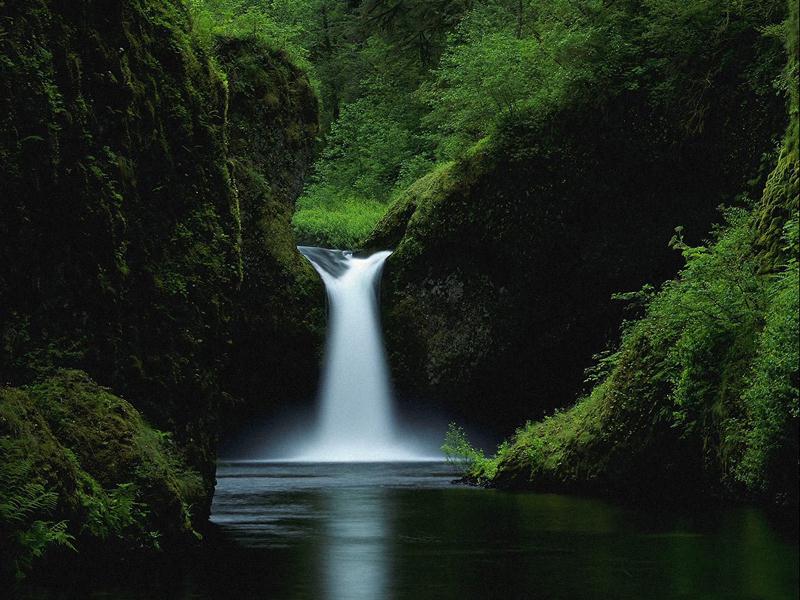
xmin=19 ymin=462 xmax=800 ymax=599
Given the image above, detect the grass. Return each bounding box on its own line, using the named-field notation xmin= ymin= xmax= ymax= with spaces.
xmin=292 ymin=187 xmax=388 ymax=249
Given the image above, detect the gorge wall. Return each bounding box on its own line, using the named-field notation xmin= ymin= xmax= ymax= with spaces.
xmin=366 ymin=2 xmax=789 ymax=438
xmin=0 ymin=0 xmax=319 ymax=578
xmin=482 ymin=0 xmax=798 ymax=505
xmin=371 ymin=0 xmax=798 ymax=506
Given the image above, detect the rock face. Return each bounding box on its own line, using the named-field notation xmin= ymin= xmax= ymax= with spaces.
xmin=215 ymin=37 xmax=323 ymax=432
xmin=368 ymin=63 xmax=786 ymax=440
xmin=488 ymin=79 xmax=798 ymax=504
xmin=0 ymin=0 xmax=319 ymax=575
xmin=0 ymin=0 xmax=239 ymax=507
xmin=443 ymin=0 xmax=798 ymax=507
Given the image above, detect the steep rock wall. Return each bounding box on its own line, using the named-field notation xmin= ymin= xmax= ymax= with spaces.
xmin=215 ymin=37 xmax=323 ymax=432
xmin=367 ymin=23 xmax=787 ymax=437
xmin=0 ymin=0 xmax=320 ymax=576
xmin=0 ymin=0 xmax=238 ymax=505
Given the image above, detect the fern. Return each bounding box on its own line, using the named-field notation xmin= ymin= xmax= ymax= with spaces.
xmin=0 ymin=438 xmax=75 ymax=579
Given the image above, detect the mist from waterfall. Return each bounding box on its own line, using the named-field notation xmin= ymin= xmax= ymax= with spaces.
xmin=291 ymin=246 xmax=428 ymax=462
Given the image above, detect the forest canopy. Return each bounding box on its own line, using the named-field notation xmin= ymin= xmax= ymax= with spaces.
xmin=191 ymin=0 xmax=789 ymax=247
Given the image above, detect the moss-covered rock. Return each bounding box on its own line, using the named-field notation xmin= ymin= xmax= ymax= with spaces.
xmin=482 ymin=1 xmax=799 ymax=505
xmin=0 ymin=0 xmax=321 ymax=577
xmin=0 ymin=370 xmax=203 ymax=580
xmin=369 ymin=74 xmax=785 ymax=435
xmin=214 ymin=36 xmax=323 ymax=427
xmin=488 ymin=202 xmax=797 ymax=506
xmin=0 ymin=0 xmax=239 ymax=507
xmin=754 ymin=0 xmax=799 ymax=269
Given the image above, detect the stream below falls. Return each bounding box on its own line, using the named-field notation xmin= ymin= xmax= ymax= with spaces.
xmin=18 ymin=461 xmax=799 ymax=598
xmin=202 ymin=461 xmax=798 ymax=599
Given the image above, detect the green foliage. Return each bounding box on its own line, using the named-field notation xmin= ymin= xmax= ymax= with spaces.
xmin=294 ymin=189 xmax=388 ymax=249
xmin=421 ymin=0 xmax=787 ymax=158
xmin=481 ymin=201 xmax=798 ymax=503
xmin=360 ymin=0 xmax=473 ymax=67
xmin=275 ymin=0 xmax=786 ymax=246
xmin=0 ymin=371 xmax=205 ymax=579
xmin=310 ymin=78 xmax=430 ymax=202
xmin=0 ymin=438 xmax=75 ymax=579
xmin=441 ymin=423 xmax=485 ymax=470
xmin=456 ymin=0 xmax=798 ymax=491
xmin=78 ymin=481 xmax=148 ymax=544
xmin=188 ymin=0 xmax=316 ymax=81
xmin=441 ymin=423 xmax=510 ymax=481
xmin=737 ymin=218 xmax=799 ymax=498
xmin=419 ymin=1 xmax=584 ymax=159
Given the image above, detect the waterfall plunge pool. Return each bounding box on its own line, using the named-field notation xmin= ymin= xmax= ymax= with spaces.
xmin=16 ymin=462 xmax=798 ymax=599
xmin=201 ymin=461 xmax=798 ymax=600
xmin=193 ymin=248 xmax=797 ymax=599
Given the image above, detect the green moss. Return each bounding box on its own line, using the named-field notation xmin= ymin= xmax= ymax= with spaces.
xmin=0 ymin=0 xmax=241 ymax=508
xmin=488 ymin=205 xmax=797 ymax=505
xmin=364 ymin=160 xmax=457 ymax=251
xmin=485 ymin=58 xmax=798 ymax=503
xmin=0 ymin=0 xmax=327 ymax=585
xmin=0 ymin=3 xmax=323 ymax=572
xmin=0 ymin=370 xmax=203 ymax=580
xmin=213 ymin=35 xmax=323 ymax=428
xmin=372 ymin=91 xmax=779 ymax=436
xmin=753 ymin=2 xmax=798 ymax=267
xmin=363 ymin=0 xmax=789 ymax=439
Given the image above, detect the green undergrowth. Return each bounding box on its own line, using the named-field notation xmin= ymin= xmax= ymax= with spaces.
xmin=292 ymin=0 xmax=787 ymax=256
xmin=442 ymin=423 xmax=507 ymax=481
xmin=432 ymin=0 xmax=798 ymax=504
xmin=188 ymin=0 xmax=317 ymax=89
xmin=293 ymin=189 xmax=388 ymax=249
xmin=450 ymin=205 xmax=798 ymax=503
xmin=0 ymin=370 xmax=203 ymax=581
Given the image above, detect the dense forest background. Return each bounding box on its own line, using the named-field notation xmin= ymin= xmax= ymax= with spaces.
xmin=0 ymin=0 xmax=797 ymax=585
xmin=192 ymin=0 xmax=791 ymax=246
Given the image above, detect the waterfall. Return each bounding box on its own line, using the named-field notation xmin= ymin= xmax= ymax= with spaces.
xmin=294 ymin=247 xmax=421 ymax=462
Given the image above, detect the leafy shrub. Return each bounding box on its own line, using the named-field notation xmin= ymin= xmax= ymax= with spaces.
xmin=441 ymin=423 xmax=508 ymax=481
xmin=737 ymin=218 xmax=799 ymax=499
xmin=474 ymin=206 xmax=798 ymax=502
xmin=188 ymin=0 xmax=317 ymax=85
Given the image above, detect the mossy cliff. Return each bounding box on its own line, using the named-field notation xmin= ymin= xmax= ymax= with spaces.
xmin=0 ymin=0 xmax=238 ymax=506
xmin=0 ymin=0 xmax=319 ymax=578
xmin=464 ymin=2 xmax=799 ymax=506
xmin=754 ymin=0 xmax=800 ymax=269
xmin=366 ymin=2 xmax=788 ymax=438
xmin=214 ymin=37 xmax=323 ymax=429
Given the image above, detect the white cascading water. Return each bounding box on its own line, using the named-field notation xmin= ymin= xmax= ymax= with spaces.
xmin=294 ymin=246 xmax=421 ymax=461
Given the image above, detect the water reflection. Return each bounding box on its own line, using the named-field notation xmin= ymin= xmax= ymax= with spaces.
xmin=15 ymin=461 xmax=799 ymax=599
xmin=14 ymin=462 xmax=798 ymax=599
xmin=320 ymin=488 xmax=390 ymax=599
xmin=204 ymin=462 xmax=798 ymax=600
